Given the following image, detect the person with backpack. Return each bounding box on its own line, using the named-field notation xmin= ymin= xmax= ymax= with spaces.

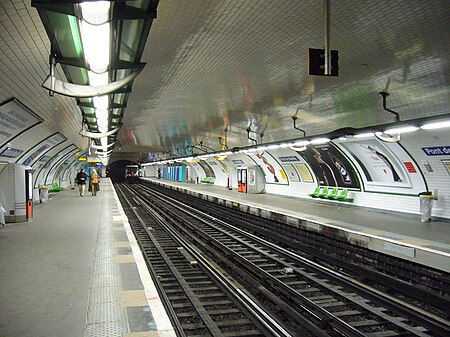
xmin=90 ymin=169 xmax=100 ymax=196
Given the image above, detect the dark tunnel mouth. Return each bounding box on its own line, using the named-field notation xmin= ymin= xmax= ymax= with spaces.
xmin=107 ymin=160 xmax=139 ymax=183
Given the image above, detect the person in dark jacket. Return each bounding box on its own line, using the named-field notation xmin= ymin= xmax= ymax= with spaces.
xmin=76 ymin=168 xmax=87 ymax=197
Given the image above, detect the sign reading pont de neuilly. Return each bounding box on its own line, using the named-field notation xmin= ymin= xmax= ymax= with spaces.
xmin=421 ymin=146 xmax=450 ymax=156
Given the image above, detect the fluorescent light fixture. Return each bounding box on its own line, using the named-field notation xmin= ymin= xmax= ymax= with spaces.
xmin=338 ymin=135 xmax=348 ymax=141
xmin=95 ymin=109 xmax=108 ymax=120
xmin=384 ymin=126 xmax=419 ymax=134
xmin=198 ymin=155 xmax=209 ymax=160
xmin=98 ymin=126 xmax=108 ymax=133
xmin=79 ymin=2 xmax=110 ymax=73
xmin=257 ymin=146 xmax=269 ymax=151
xmin=100 ymin=136 xmax=107 ymax=147
xmin=420 ymin=120 xmax=450 ymax=130
xmin=243 ymin=148 xmax=258 ymax=154
xmin=294 ymin=140 xmax=310 ymax=146
xmin=279 ymin=143 xmax=294 ymax=148
xmin=93 ymin=96 xmax=108 ymax=110
xmin=310 ymin=138 xmax=330 ymax=144
xmin=97 ymin=119 xmax=108 ymax=128
xmin=80 ymin=1 xmax=110 ymax=24
xmin=266 ymin=144 xmax=280 ymax=150
xmin=354 ymin=132 xmax=375 ymax=138
xmin=88 ymin=71 xmax=108 ymax=86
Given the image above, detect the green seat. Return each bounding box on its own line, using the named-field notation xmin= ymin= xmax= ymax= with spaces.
xmin=332 ymin=188 xmax=353 ymax=202
xmin=308 ymin=186 xmax=321 ymax=197
xmin=316 ymin=187 xmax=329 ymax=198
xmin=324 ymin=187 xmax=339 ymax=199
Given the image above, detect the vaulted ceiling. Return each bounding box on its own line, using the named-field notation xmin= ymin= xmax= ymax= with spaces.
xmin=1 ymin=0 xmax=449 ymax=164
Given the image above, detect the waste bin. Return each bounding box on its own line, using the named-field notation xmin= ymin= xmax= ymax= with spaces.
xmin=418 ymin=192 xmax=436 ymax=223
xmin=39 ymin=186 xmax=49 ymax=204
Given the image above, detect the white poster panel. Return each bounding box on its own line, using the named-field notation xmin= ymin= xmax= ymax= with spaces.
xmin=340 ymin=139 xmax=407 ymax=186
xmin=337 ymin=137 xmax=427 ymax=194
xmin=250 ymin=151 xmax=288 ymax=185
xmin=18 ymin=133 xmax=67 ymax=166
xmin=0 ymin=98 xmax=43 ymax=148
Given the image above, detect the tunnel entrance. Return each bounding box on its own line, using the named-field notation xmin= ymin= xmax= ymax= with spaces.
xmin=107 ymin=160 xmax=139 ymax=183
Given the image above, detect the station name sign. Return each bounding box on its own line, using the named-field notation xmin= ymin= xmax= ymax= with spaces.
xmin=278 ymin=156 xmax=299 ymax=163
xmin=421 ymin=146 xmax=450 ymax=156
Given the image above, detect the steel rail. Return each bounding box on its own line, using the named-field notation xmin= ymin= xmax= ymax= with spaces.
xmin=136 ymin=182 xmax=449 ymax=337
xmin=117 ymin=183 xmax=297 ymax=337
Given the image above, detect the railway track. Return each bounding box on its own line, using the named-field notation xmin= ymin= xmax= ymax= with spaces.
xmin=141 ymin=180 xmax=450 ymax=320
xmin=116 ymin=182 xmax=450 ymax=336
xmin=115 ymin=183 xmax=299 ymax=337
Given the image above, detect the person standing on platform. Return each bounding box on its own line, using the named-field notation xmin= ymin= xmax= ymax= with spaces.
xmin=90 ymin=169 xmax=100 ymax=196
xmin=76 ymin=168 xmax=87 ymax=197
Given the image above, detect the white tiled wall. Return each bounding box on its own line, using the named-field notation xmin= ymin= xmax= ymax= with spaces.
xmin=399 ymin=129 xmax=450 ymax=218
xmin=202 ymin=131 xmax=450 ymax=219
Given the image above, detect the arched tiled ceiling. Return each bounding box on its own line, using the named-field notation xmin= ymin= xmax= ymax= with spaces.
xmin=1 ymin=1 xmax=450 ymax=164
xmin=125 ymin=0 xmax=450 ymax=160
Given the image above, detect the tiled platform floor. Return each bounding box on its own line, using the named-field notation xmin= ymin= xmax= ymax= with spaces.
xmin=0 ymin=179 xmax=174 ymax=337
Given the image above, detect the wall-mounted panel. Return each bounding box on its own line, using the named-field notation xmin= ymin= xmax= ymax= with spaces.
xmin=293 ymin=143 xmax=360 ymax=189
xmin=33 ymin=142 xmax=71 ymax=187
xmin=45 ymin=145 xmax=78 ymax=185
xmin=249 ymin=151 xmax=288 ymax=185
xmin=336 ymin=138 xmax=426 ymax=195
xmin=0 ymin=98 xmax=43 ymax=149
xmin=17 ymin=133 xmax=67 ymax=166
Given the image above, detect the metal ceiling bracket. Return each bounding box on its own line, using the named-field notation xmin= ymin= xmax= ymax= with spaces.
xmin=218 ymin=126 xmax=229 ymax=150
xmin=192 ymin=145 xmax=207 ymax=153
xmin=246 ymin=126 xmax=258 ymax=145
xmin=375 ymin=132 xmax=401 ymax=143
xmin=49 ymin=54 xmax=57 ymax=96
xmin=218 ymin=136 xmax=228 ymax=150
xmin=292 ymin=116 xmax=307 ymax=137
xmin=379 ymin=91 xmax=401 ymax=122
xmin=80 ymin=128 xmax=119 ymax=139
xmin=42 ymin=63 xmax=144 ymax=98
xmin=90 ymin=142 xmax=116 ymax=150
